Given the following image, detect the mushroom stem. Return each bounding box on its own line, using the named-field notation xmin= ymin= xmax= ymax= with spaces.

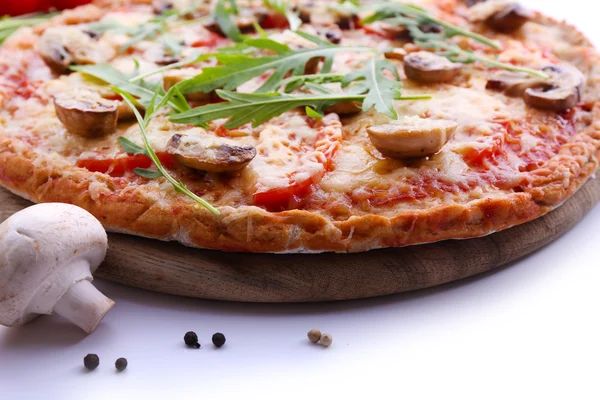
xmin=54 ymin=280 xmax=115 ymax=334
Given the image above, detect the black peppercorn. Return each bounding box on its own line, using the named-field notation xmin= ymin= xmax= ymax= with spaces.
xmin=115 ymin=357 xmax=128 ymax=372
xmin=184 ymin=331 xmax=201 ymax=348
xmin=212 ymin=332 xmax=226 ymax=348
xmin=83 ymin=354 xmax=100 ymax=370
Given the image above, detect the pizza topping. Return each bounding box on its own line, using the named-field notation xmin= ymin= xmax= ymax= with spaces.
xmin=152 ymin=0 xmax=194 ymax=15
xmin=363 ymin=3 xmax=547 ymax=79
xmin=54 ymin=88 xmax=118 ymax=138
xmin=486 ymin=70 xmax=539 ymax=96
xmin=165 ymin=133 xmax=257 ymax=173
xmin=403 ymin=51 xmax=462 ymax=83
xmin=384 ymin=48 xmax=407 ymax=61
xmin=263 ymin=0 xmax=303 ymax=31
xmin=367 ymin=116 xmax=457 ymax=159
xmin=326 ymin=100 xmax=362 ymax=115
xmin=143 ymin=45 xmax=181 ymax=66
xmin=38 ymin=26 xmax=115 ymax=73
xmin=523 ymin=65 xmax=584 ymax=112
xmin=297 ymin=1 xmax=355 ymax=29
xmin=467 ymin=0 xmax=532 ymax=32
xmin=487 ymin=64 xmax=584 ymax=112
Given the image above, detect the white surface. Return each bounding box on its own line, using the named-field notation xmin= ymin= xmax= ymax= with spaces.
xmin=1 ymin=1 xmax=599 ymax=399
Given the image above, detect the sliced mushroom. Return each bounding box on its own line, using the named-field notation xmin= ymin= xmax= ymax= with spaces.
xmin=166 ymin=134 xmax=257 ymax=172
xmin=152 ymin=0 xmax=195 ymax=14
xmin=523 ymin=65 xmax=584 ymax=112
xmin=297 ymin=1 xmax=354 ymax=29
xmin=487 ymin=64 xmax=584 ymax=112
xmin=384 ymin=48 xmax=407 ymax=61
xmin=404 ymin=52 xmax=462 ymax=83
xmin=326 ymin=101 xmax=362 ymax=115
xmin=367 ymin=116 xmax=457 ymax=159
xmin=467 ymin=0 xmax=532 ymax=32
xmin=485 ymin=70 xmax=537 ymax=96
xmin=54 ymin=89 xmax=118 ymax=138
xmin=143 ymin=45 xmax=180 ymax=66
xmin=38 ymin=27 xmax=116 ymax=74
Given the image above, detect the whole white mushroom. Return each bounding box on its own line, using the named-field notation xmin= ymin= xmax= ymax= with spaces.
xmin=0 ymin=203 xmax=114 ymax=334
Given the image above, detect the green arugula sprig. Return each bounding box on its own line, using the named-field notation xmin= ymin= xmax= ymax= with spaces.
xmin=362 ymin=3 xmax=549 ymax=79
xmin=280 ymin=73 xmax=345 ymax=92
xmin=407 ymin=25 xmax=548 ymax=78
xmin=169 ymin=88 xmax=431 ymax=128
xmin=362 ymin=3 xmax=499 ymax=49
xmin=0 ymin=13 xmax=57 ymax=45
xmin=176 ymin=44 xmax=375 ymax=95
xmin=114 ymin=89 xmax=219 ymax=215
xmin=127 ymin=33 xmax=329 ymax=84
xmin=88 ymin=10 xmax=185 ymax=55
xmin=71 ymin=64 xmax=190 ymax=112
xmin=263 ymin=0 xmax=302 ymax=31
xmin=214 ymin=0 xmax=244 ymax=42
xmin=343 ymin=57 xmax=403 ymax=118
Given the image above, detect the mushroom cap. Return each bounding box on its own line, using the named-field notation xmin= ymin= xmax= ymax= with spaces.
xmin=0 ymin=203 xmax=107 ymax=326
xmin=367 ymin=116 xmax=457 ymax=159
xmin=166 ymin=134 xmax=257 ymax=173
xmin=523 ymin=65 xmax=584 ymax=112
xmin=37 ymin=26 xmax=115 ymax=74
xmin=54 ymin=88 xmax=119 ymax=138
xmin=404 ymin=52 xmax=462 ymax=83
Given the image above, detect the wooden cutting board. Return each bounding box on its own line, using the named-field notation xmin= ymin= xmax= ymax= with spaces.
xmin=1 ymin=179 xmax=599 ymax=302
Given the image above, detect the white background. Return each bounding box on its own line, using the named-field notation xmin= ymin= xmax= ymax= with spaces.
xmin=1 ymin=1 xmax=599 ymax=399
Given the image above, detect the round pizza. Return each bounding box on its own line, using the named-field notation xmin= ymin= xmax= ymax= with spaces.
xmin=0 ymin=0 xmax=598 ymax=253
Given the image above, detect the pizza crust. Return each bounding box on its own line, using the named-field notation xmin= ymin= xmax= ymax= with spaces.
xmin=0 ymin=3 xmax=598 ymax=253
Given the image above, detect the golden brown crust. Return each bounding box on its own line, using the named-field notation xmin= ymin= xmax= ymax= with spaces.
xmin=0 ymin=6 xmax=598 ymax=253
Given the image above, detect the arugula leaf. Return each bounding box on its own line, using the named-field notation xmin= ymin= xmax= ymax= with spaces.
xmin=294 ymin=30 xmax=337 ymax=48
xmin=0 ymin=13 xmax=57 ymax=46
xmin=263 ymin=0 xmax=303 ymax=31
xmin=128 ymin=37 xmax=290 ymax=84
xmin=214 ymin=0 xmax=243 ymax=42
xmin=361 ymin=3 xmax=548 ymax=79
xmin=343 ymin=57 xmax=402 ymax=118
xmin=170 ymin=89 xmax=366 ymax=128
xmin=133 ymin=168 xmax=164 ymax=179
xmin=281 ymin=73 xmax=345 ymax=93
xmin=170 ymin=87 xmax=431 ymax=128
xmin=71 ymin=64 xmax=190 ymax=112
xmin=177 ymin=45 xmax=374 ymax=95
xmin=362 ymin=3 xmax=500 ymax=49
xmin=305 ymin=106 xmax=323 ymax=119
xmin=115 ymin=89 xmax=220 ymax=215
xmin=406 ymin=24 xmax=549 ymax=78
xmin=118 ymin=137 xmax=147 ymax=155
xmin=119 ymin=10 xmax=181 ymax=53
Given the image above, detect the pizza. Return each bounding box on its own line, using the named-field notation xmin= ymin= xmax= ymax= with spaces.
xmin=0 ymin=0 xmax=598 ymax=253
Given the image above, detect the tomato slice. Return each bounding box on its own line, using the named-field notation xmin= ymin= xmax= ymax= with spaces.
xmin=77 ymin=153 xmax=175 ymax=177
xmin=253 ymin=177 xmax=314 ymax=211
xmin=252 ymin=114 xmax=343 ymax=211
xmin=191 ymin=32 xmax=226 ymax=48
xmin=260 ymin=13 xmax=290 ymax=30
